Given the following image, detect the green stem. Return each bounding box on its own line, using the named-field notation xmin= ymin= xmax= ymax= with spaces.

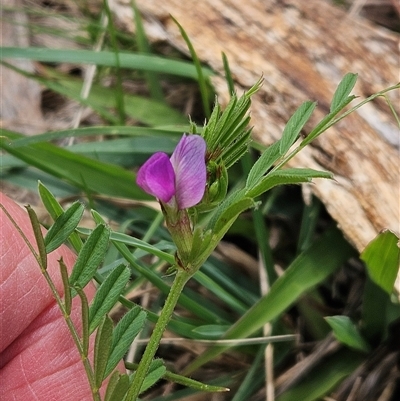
xmin=41 ymin=270 xmax=100 ymax=401
xmin=125 ymin=269 xmax=191 ymax=400
xmin=164 ymin=207 xmax=194 ymax=266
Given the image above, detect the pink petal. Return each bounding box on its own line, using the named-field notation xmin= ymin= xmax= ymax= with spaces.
xmin=136 ymin=152 xmax=175 ymax=203
xmin=170 ymin=134 xmax=207 ymax=209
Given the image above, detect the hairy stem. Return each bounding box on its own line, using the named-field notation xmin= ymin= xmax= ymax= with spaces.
xmin=125 ymin=269 xmax=191 ymax=400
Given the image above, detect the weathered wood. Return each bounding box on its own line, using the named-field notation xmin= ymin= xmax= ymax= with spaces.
xmin=110 ymin=0 xmax=399 ymax=254
xmin=1 ymin=0 xmax=45 ymax=134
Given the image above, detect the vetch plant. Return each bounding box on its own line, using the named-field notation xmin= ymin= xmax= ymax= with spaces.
xmin=1 ymin=39 xmax=400 ymax=401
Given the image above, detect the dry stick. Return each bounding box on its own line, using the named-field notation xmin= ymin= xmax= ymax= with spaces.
xmin=275 ymin=334 xmax=340 ymax=394
xmin=132 ymin=334 xmax=297 ymax=346
xmin=67 ymin=13 xmax=108 ymax=145
xmin=345 ymin=376 xmax=363 ymax=401
xmin=348 ymin=0 xmax=368 ymax=17
xmin=376 ymin=367 xmax=397 ymax=401
xmin=259 ymin=251 xmax=274 ymax=401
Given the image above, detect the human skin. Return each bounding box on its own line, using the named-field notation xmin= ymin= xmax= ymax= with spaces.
xmin=0 ymin=193 xmax=114 ymax=400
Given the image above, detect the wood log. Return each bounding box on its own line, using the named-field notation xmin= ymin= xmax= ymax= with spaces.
xmin=110 ymin=0 xmax=399 ymax=254
xmin=1 ymin=0 xmax=45 ymax=134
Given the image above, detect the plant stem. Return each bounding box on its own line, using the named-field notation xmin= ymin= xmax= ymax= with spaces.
xmin=125 ymin=269 xmax=191 ymax=400
xmin=41 ymin=269 xmax=101 ymax=401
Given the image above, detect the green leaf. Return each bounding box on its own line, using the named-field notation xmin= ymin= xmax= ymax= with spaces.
xmin=325 ymin=316 xmax=370 ymax=352
xmin=1 ymin=47 xmax=213 ymax=80
xmin=69 ymin=224 xmax=110 ymax=291
xmin=300 ymin=95 xmax=355 ymax=147
xmin=188 ymin=227 xmax=212 ymax=262
xmin=105 ymin=306 xmax=147 ymax=377
xmin=330 ymin=73 xmax=358 ymax=112
xmin=44 ymin=201 xmax=84 ymax=253
xmin=104 ymin=372 xmax=130 ymax=401
xmin=213 ymin=197 xmax=255 ymax=239
xmin=222 ymin=52 xmax=235 ymax=95
xmin=38 ymin=181 xmax=83 ymax=253
xmin=139 ymin=359 xmax=166 ymax=394
xmin=245 ymin=140 xmax=282 ymax=189
xmin=246 ymin=168 xmax=333 ymax=198
xmin=59 ymin=257 xmax=72 ymax=316
xmin=361 ymin=229 xmax=400 ymax=294
xmin=89 ymin=264 xmax=130 ymax=334
xmin=298 ymin=74 xmax=358 ymax=149
xmin=38 ymin=181 xmax=65 ymax=219
xmin=25 ymin=205 xmax=47 ymax=270
xmin=202 ymin=79 xmax=262 ymax=167
xmin=75 ymin=286 xmax=90 ymax=357
xmin=184 ymin=227 xmax=354 ymax=373
xmin=207 ymin=188 xmax=246 ymax=232
xmin=279 ymin=101 xmax=316 ymax=155
xmin=94 ymin=316 xmax=113 ymax=387
xmin=361 ymin=278 xmax=391 ymax=343
xmin=1 ymin=131 xmax=151 ymax=200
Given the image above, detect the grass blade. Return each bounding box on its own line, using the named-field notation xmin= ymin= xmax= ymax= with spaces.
xmin=1 ymin=130 xmax=150 ymax=200
xmin=1 ymin=47 xmax=214 ymax=79
xmin=9 ymin=126 xmax=182 ymax=148
xmin=171 ymin=16 xmax=211 ymax=117
xmin=131 ymin=0 xmax=164 ymax=101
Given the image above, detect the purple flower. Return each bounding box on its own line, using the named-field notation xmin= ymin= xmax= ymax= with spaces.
xmin=137 ymin=134 xmax=207 ymax=209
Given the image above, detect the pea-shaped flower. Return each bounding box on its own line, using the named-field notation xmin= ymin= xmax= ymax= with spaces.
xmin=137 ymin=134 xmax=207 ymax=210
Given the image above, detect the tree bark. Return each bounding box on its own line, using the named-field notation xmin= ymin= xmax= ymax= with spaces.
xmin=110 ymin=0 xmax=399 ymax=255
